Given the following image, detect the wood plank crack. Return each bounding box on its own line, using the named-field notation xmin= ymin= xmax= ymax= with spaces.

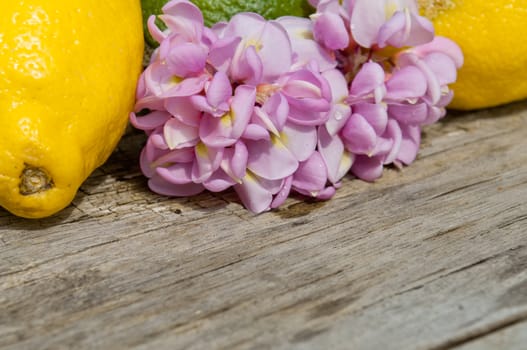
xmin=497 ymin=214 xmax=527 ymax=230
xmin=0 ymin=238 xmax=121 ymax=278
xmin=419 ymin=129 xmax=516 ymax=159
xmin=359 ymin=245 xmax=526 ymax=313
xmin=428 ymin=309 xmax=527 ymax=350
xmin=429 ymin=177 xmax=499 ymax=199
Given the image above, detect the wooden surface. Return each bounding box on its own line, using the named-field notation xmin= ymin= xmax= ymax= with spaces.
xmin=1 ymin=100 xmax=526 ymax=349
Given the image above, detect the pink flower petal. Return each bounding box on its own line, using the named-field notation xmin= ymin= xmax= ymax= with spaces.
xmin=202 ymin=27 xmax=218 ymax=48
xmin=207 ymin=71 xmax=232 ymax=108
xmin=350 ymin=0 xmax=386 ymax=48
xmin=231 ymin=45 xmax=263 ymax=85
xmin=161 ymin=75 xmax=210 ymax=98
xmin=324 ymin=68 xmax=349 ymax=102
xmin=377 ymin=9 xmax=434 ymax=48
xmin=190 ymin=95 xmax=218 ymax=116
xmin=130 ymin=111 xmax=171 ymax=131
xmin=270 ymin=176 xmax=293 ymax=209
xmin=199 ymin=113 xmax=236 ymax=148
xmin=192 ymin=143 xmax=223 ymax=183
xmin=318 ymin=126 xmax=353 ymax=184
xmin=221 ymin=141 xmax=249 ymax=181
xmin=288 ymin=105 xmax=329 ymax=126
xmin=423 ymin=105 xmax=446 ymax=125
xmin=230 ymin=141 xmax=249 ymax=180
xmin=396 ymin=52 xmax=441 ymax=104
xmin=252 ymin=107 xmax=280 ymax=135
xmin=242 ymin=124 xmax=270 ymax=141
xmin=381 ymin=119 xmax=403 ymax=165
xmin=371 ymin=137 xmax=394 ymax=157
xmin=349 ymin=62 xmax=386 ymax=100
xmin=225 ymin=13 xmax=293 ymax=82
xmin=150 ymin=127 xmax=169 ymax=149
xmin=313 ymin=12 xmax=350 ymax=50
xmin=164 ymin=118 xmax=199 ymax=150
xmin=135 ymin=95 xmax=165 ymax=112
xmin=140 ymin=146 xmax=157 ymax=178
xmin=412 ymin=36 xmax=463 ymax=68
xmin=324 ymin=69 xmax=352 ymax=135
xmin=262 ymin=92 xmax=289 ymax=131
xmin=423 ymin=52 xmax=458 ymax=86
xmin=341 ymin=113 xmax=378 ymax=155
xmin=325 ymin=103 xmax=351 ymax=136
xmin=149 ymin=173 xmax=205 ymax=197
xmin=145 ymin=62 xmax=209 ymax=97
xmin=147 ymin=15 xmax=166 ymax=44
xmin=292 ymin=151 xmax=328 ymax=195
xmin=281 ymin=68 xmax=331 ymax=103
xmin=246 ymin=137 xmax=298 ymax=180
xmin=231 ymin=85 xmax=256 ymax=138
xmin=352 ymin=103 xmax=388 ymax=135
xmin=397 ymin=124 xmax=421 ymax=165
xmin=160 ymin=0 xmax=204 ymax=40
xmin=156 ymin=163 xmax=193 ymax=185
xmin=351 ymin=155 xmax=384 ymax=181
xmin=234 ymin=172 xmax=282 ymax=213
xmin=165 ymin=97 xmax=202 ymax=127
xmin=314 ymin=186 xmax=336 ymax=200
xmin=208 ymin=36 xmax=242 ymax=72
xmin=277 ymin=17 xmax=336 ymax=71
xmin=203 ymin=168 xmax=236 ymax=192
xmin=388 ymin=102 xmax=428 ymax=124
xmin=256 ymin=21 xmax=293 ymax=82
xmin=385 ymin=66 xmax=427 ymax=101
xmin=376 ymin=9 xmax=406 ymax=47
xmin=167 ymin=43 xmax=208 ymax=77
xmin=281 ymin=122 xmax=317 ymax=162
xmin=407 ymin=11 xmax=435 ymax=45
xmin=151 ymin=148 xmax=195 ymax=168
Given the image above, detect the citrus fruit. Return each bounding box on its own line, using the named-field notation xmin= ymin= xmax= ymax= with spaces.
xmin=141 ymin=0 xmax=313 ymax=46
xmin=0 ymin=0 xmax=144 ymax=218
xmin=419 ymin=0 xmax=527 ymax=110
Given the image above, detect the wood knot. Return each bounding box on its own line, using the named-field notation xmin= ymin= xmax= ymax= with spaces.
xmin=19 ymin=164 xmax=54 ymax=195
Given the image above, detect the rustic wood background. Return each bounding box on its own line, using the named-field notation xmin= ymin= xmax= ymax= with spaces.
xmin=1 ymin=100 xmax=526 ymax=349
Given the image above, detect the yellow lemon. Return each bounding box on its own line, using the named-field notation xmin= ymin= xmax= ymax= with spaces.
xmin=0 ymin=1 xmax=144 ymax=218
xmin=419 ymin=0 xmax=527 ymax=110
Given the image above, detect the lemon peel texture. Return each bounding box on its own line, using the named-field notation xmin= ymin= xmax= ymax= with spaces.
xmin=0 ymin=1 xmax=144 ymax=218
xmin=420 ymin=0 xmax=527 ymax=110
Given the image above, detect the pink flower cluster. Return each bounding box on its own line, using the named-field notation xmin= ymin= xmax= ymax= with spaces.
xmin=131 ymin=0 xmax=463 ymax=213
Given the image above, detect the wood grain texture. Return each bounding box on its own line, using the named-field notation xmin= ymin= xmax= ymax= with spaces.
xmin=0 ymin=100 xmax=526 ymax=350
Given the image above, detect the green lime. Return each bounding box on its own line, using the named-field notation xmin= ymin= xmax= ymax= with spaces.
xmin=141 ymin=0 xmax=314 ymax=47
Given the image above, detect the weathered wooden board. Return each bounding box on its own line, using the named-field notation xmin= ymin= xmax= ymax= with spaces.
xmin=0 ymin=100 xmax=526 ymax=349
xmin=456 ymin=321 xmax=527 ymax=350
